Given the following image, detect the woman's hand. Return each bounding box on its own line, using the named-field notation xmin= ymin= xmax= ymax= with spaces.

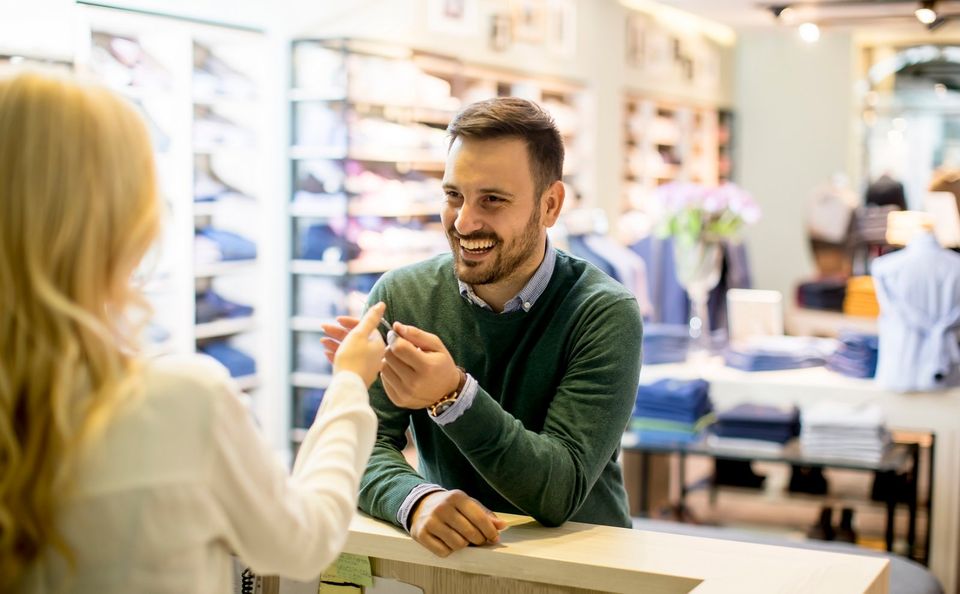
xmin=332 ymin=302 xmax=387 ymax=387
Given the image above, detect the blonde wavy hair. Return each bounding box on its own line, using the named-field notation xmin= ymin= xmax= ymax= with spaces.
xmin=0 ymin=69 xmax=161 ymax=587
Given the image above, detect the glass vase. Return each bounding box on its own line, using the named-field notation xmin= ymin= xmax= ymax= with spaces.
xmin=673 ymin=239 xmax=723 ymax=359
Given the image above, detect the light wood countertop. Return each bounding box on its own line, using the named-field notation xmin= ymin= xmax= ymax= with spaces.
xmin=344 ymin=512 xmax=889 ymax=593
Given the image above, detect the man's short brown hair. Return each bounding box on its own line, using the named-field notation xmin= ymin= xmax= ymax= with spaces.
xmin=446 ymin=97 xmax=564 ymax=198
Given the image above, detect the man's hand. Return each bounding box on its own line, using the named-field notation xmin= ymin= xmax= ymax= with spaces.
xmin=410 ymin=490 xmax=508 ymax=557
xmin=381 ymin=323 xmax=461 ymax=409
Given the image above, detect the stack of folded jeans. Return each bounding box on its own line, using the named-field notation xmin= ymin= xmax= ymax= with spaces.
xmin=199 ymin=342 xmax=256 ymax=378
xmin=826 ymin=331 xmax=879 ymax=379
xmin=629 ymin=378 xmax=714 ymax=444
xmin=195 ymin=228 xmax=257 ymax=263
xmin=800 ymin=402 xmax=890 ymax=464
xmin=724 ymin=336 xmax=838 ymax=372
xmin=195 ymin=289 xmax=254 ymax=324
xmin=708 ymin=403 xmax=800 ymax=455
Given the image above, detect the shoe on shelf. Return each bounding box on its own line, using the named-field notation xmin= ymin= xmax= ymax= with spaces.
xmin=713 ymin=459 xmax=766 ymax=490
xmin=789 ymin=465 xmax=829 ymax=495
xmin=806 ymin=506 xmax=835 ymax=541
xmin=835 ymin=507 xmax=858 ymax=543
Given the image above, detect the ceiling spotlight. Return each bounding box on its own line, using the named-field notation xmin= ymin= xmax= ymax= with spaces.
xmin=916 ymin=1 xmax=937 ymax=25
xmin=798 ymin=22 xmax=820 ymax=43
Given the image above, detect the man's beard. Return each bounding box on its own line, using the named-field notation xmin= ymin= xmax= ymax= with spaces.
xmin=448 ymin=207 xmax=541 ymax=286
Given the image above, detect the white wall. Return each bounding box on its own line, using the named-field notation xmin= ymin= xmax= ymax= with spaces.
xmin=734 ymin=29 xmax=857 ymax=299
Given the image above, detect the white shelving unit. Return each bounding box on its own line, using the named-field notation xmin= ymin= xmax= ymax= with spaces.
xmin=622 ymin=94 xmax=724 ymax=214
xmin=286 ymin=38 xmax=588 ymax=448
xmin=74 ymin=6 xmax=284 ymax=452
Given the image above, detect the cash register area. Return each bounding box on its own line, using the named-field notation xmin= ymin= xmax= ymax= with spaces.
xmin=8 ymin=1 xmax=960 ymax=593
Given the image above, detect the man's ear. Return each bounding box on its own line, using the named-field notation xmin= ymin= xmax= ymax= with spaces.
xmin=541 ymin=180 xmax=566 ymax=227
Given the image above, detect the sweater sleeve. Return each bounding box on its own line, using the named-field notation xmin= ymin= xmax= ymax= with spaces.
xmin=208 ymin=370 xmax=377 ymax=581
xmin=356 ymin=278 xmax=431 ymax=527
xmin=439 ymin=296 xmax=643 ymax=527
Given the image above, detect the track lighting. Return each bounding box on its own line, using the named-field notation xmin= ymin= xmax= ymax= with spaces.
xmin=916 ymin=0 xmax=937 ymax=25
xmin=798 ymin=22 xmax=820 ymax=43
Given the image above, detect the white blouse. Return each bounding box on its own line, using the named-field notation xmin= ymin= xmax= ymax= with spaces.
xmin=19 ymin=355 xmax=377 ymax=593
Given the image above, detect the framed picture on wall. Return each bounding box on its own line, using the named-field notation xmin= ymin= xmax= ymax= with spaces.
xmin=625 ymin=12 xmax=646 ymax=68
xmin=426 ymin=0 xmax=480 ymax=37
xmin=511 ymin=0 xmax=547 ymax=43
xmin=490 ymin=13 xmax=513 ymax=52
xmin=546 ymin=0 xmax=576 ymax=57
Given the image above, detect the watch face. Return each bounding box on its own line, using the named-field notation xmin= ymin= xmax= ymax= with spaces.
xmin=433 ymin=400 xmax=455 ymax=416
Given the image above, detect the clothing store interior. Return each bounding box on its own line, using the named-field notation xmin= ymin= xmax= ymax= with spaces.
xmin=7 ymin=0 xmax=960 ymax=593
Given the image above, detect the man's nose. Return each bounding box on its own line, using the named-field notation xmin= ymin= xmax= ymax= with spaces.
xmin=454 ymin=201 xmax=483 ymax=236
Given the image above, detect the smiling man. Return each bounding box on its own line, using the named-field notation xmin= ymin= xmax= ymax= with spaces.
xmin=323 ymin=97 xmax=643 ymax=557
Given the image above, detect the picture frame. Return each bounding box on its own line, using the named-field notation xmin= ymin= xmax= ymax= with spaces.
xmin=545 ymin=0 xmax=576 ymax=57
xmin=511 ymin=0 xmax=547 ymax=44
xmin=426 ymin=0 xmax=481 ymax=37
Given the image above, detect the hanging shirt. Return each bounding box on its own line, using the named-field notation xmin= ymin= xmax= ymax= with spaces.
xmin=871 ymin=232 xmax=960 ymax=391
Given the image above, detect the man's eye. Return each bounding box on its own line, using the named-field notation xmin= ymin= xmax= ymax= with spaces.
xmin=483 ymin=195 xmax=504 ymax=203
xmin=445 ymin=191 xmax=462 ymax=200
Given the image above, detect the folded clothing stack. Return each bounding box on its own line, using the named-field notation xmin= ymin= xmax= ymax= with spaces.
xmin=195 ymin=228 xmax=257 ymax=263
xmin=641 ymin=324 xmax=690 ymax=365
xmin=199 ymin=341 xmax=256 ymax=378
xmin=298 ymin=388 xmax=325 ymax=428
xmin=709 ymin=403 xmax=800 ymax=455
xmin=724 ymin=336 xmax=838 ymax=372
xmin=796 ymin=279 xmax=846 ymax=312
xmin=301 ymin=223 xmax=360 ymax=261
xmin=800 ymin=402 xmax=890 ymax=464
xmin=826 ymin=331 xmax=879 ymax=379
xmin=630 ymin=379 xmax=714 ymax=444
xmin=195 ymin=289 xmax=254 ymax=324
xmin=843 ymin=276 xmax=879 ymax=318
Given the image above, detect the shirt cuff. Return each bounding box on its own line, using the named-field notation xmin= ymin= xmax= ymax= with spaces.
xmin=430 ymin=373 xmax=478 ymax=426
xmin=398 ymin=483 xmax=446 ymax=530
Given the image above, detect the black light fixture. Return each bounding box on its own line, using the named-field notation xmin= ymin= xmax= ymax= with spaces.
xmin=916 ymin=0 xmax=938 ymax=25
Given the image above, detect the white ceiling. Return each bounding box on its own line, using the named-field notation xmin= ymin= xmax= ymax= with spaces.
xmin=651 ymin=0 xmax=960 ymax=30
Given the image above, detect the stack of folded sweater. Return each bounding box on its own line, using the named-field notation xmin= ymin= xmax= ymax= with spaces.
xmin=724 ymin=336 xmax=838 ymax=372
xmin=708 ymin=403 xmax=800 ymax=455
xmin=843 ymin=276 xmax=880 ymax=318
xmin=800 ymin=402 xmax=890 ymax=464
xmin=199 ymin=341 xmax=256 ymax=378
xmin=195 ymin=228 xmax=257 ymax=263
xmin=826 ymin=331 xmax=879 ymax=379
xmin=195 ymin=289 xmax=254 ymax=324
xmin=629 ymin=378 xmax=714 ymax=444
xmin=796 ymin=279 xmax=846 ymax=312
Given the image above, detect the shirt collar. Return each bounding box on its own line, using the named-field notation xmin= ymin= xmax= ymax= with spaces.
xmin=458 ymin=236 xmax=556 ymax=313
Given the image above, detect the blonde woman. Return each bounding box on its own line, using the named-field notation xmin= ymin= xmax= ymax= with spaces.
xmin=0 ymin=70 xmax=385 ymax=593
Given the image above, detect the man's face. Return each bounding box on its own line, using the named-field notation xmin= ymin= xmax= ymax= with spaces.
xmin=441 ymin=136 xmax=545 ymax=287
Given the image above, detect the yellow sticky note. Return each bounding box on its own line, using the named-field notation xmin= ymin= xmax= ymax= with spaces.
xmin=495 ymin=512 xmax=537 ymax=530
xmin=321 ymin=553 xmax=373 ymax=588
xmin=318 ymin=583 xmax=361 ymax=594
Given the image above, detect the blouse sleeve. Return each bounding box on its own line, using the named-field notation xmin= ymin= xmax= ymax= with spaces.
xmin=207 ymin=370 xmax=377 ymax=581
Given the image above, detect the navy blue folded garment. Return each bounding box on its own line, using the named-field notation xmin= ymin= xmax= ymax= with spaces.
xmin=196 ymin=228 xmax=257 ymax=261
xmin=199 ymin=342 xmax=256 ymax=378
xmin=635 ymin=379 xmax=712 ymax=423
xmin=642 ymin=324 xmax=690 ymax=365
xmin=301 ymin=223 xmax=361 ymax=261
xmin=195 ymin=289 xmax=254 ymax=324
xmin=723 ymin=349 xmax=826 ymax=372
xmin=299 ymin=388 xmax=325 ymax=427
xmin=713 ymin=403 xmax=799 ymax=443
xmin=826 ymin=331 xmax=879 ymax=379
xmin=796 ymin=280 xmax=846 ymax=311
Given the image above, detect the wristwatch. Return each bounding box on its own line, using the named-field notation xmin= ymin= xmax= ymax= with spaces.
xmin=428 ymin=366 xmax=466 ymax=417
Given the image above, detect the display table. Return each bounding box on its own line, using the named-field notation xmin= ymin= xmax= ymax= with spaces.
xmin=329 ymin=511 xmax=888 ymax=593
xmin=639 ymin=359 xmax=960 ymax=594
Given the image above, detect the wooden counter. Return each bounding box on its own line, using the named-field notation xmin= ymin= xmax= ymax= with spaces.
xmin=639 ymin=358 xmax=960 ymax=593
xmin=339 ymin=512 xmax=888 ymax=594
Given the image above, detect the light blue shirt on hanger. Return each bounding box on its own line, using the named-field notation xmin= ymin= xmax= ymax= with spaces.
xmin=872 ymin=231 xmax=960 ymax=392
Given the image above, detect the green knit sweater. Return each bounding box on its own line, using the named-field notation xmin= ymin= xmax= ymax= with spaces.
xmin=358 ymin=250 xmax=643 ymax=528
